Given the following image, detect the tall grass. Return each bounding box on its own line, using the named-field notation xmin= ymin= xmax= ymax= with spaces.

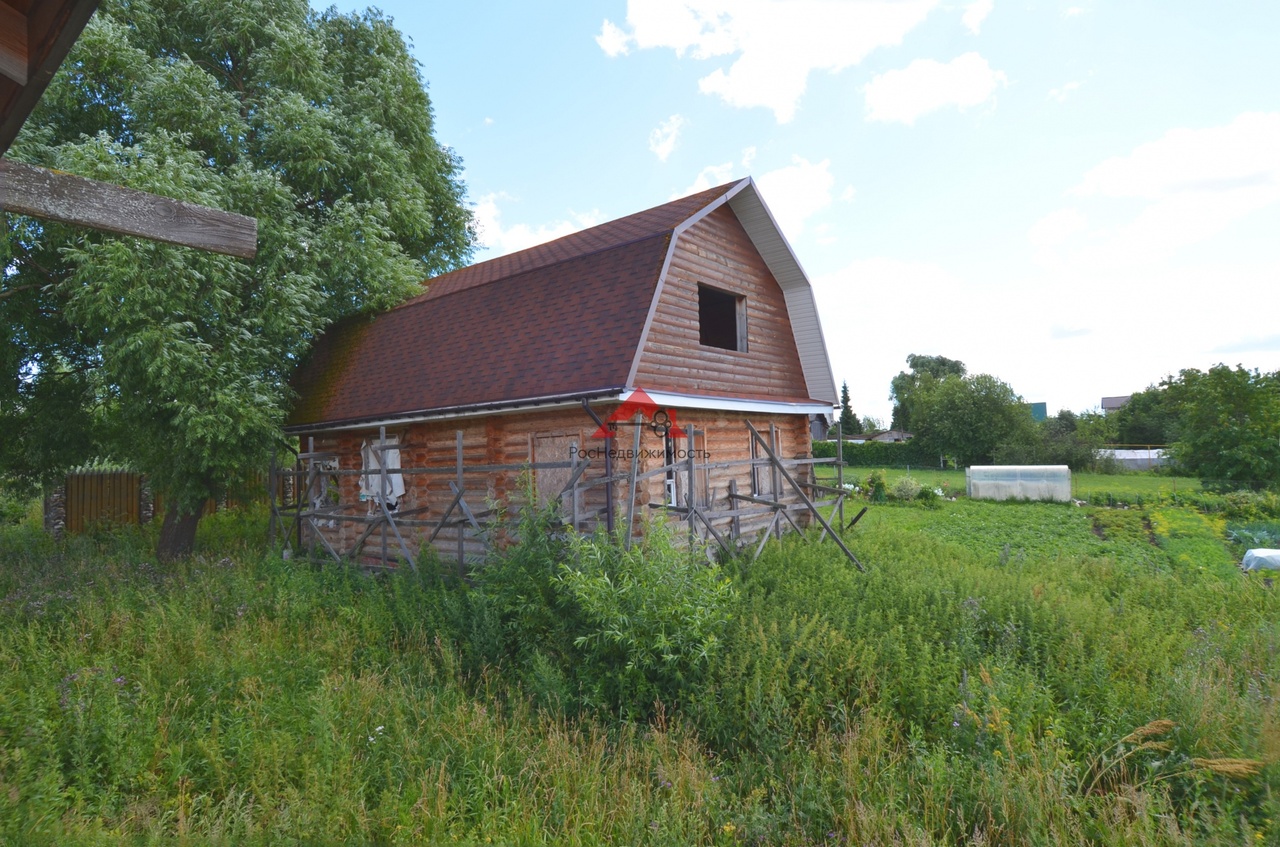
xmin=0 ymin=494 xmax=1277 ymax=844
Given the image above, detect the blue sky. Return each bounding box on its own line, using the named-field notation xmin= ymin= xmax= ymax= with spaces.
xmin=320 ymin=0 xmax=1280 ymax=426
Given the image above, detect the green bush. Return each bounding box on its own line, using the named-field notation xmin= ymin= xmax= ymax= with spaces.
xmin=812 ymin=438 xmax=942 ymax=468
xmin=471 ymin=507 xmax=734 ymax=719
xmin=890 ymin=475 xmax=922 ymax=501
xmin=559 ymin=521 xmax=735 ymax=717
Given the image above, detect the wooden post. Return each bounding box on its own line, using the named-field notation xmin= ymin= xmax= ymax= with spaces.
xmin=456 ymin=430 xmax=465 ymax=577
xmin=625 ymin=413 xmax=641 ymax=548
xmin=836 ymin=419 xmax=844 ymax=528
xmin=379 ymin=426 xmax=389 ymax=569
xmin=307 ymin=437 xmax=316 ymax=559
xmin=727 ymin=479 xmax=741 ymax=540
xmin=769 ymin=422 xmax=781 ymax=507
xmin=686 ymin=426 xmax=696 ymax=547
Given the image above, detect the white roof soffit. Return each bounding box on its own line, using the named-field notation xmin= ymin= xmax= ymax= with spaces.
xmin=725 ymin=179 xmax=838 ymax=405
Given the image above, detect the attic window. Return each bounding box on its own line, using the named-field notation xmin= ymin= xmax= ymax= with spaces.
xmin=698 ymin=285 xmax=747 ymax=352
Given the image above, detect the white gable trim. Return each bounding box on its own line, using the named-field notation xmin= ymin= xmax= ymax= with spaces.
xmin=726 ymin=179 xmax=838 ymax=405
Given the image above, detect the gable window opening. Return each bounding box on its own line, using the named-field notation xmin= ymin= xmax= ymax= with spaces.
xmin=698 ymin=284 xmax=747 ymax=352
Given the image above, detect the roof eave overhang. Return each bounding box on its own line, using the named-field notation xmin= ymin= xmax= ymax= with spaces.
xmin=285 ymin=385 xmax=832 ymax=436
xmin=284 ymin=387 xmax=625 ymax=435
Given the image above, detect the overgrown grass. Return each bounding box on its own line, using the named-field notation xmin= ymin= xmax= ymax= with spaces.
xmin=1 ymin=492 xmax=1277 ymax=844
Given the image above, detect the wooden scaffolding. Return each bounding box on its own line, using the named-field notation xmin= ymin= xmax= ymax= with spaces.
xmin=269 ymin=418 xmax=864 ymax=574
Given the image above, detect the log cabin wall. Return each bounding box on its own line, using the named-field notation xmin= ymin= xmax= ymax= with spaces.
xmin=632 ymin=205 xmax=810 ymax=402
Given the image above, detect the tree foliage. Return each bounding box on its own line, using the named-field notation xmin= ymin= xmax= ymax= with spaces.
xmin=1113 ymin=385 xmax=1183 ymax=445
xmin=1 ymin=0 xmax=474 ymax=554
xmin=838 ymin=381 xmax=862 ymax=435
xmin=911 ymin=373 xmax=1033 ymax=466
xmin=889 ymin=354 xmax=967 ymax=432
xmin=1167 ymin=365 xmax=1280 ymax=489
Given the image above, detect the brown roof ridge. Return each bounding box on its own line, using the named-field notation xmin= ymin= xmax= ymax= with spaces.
xmin=403 ymin=229 xmax=674 ymax=311
xmin=396 ymin=180 xmax=742 ymax=309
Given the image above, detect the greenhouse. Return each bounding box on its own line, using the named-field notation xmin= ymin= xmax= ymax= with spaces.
xmin=965 ymin=465 xmax=1071 ymax=502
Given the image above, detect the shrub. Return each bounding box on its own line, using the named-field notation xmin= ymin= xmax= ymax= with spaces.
xmin=866 ymin=470 xmax=888 ymax=503
xmin=472 ymin=506 xmax=735 ymax=718
xmin=891 ymin=475 xmax=922 ymax=501
xmin=559 ymin=520 xmax=735 ymax=717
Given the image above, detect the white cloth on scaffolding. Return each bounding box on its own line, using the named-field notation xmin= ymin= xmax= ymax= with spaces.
xmin=359 ymin=438 xmax=405 ymax=507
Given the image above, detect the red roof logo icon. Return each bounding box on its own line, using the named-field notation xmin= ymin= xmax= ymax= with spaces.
xmin=591 ymin=387 xmax=686 ymax=439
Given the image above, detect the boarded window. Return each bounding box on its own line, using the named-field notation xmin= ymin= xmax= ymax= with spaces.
xmin=533 ymin=433 xmax=580 ymax=511
xmin=698 ymin=284 xmax=747 ymax=351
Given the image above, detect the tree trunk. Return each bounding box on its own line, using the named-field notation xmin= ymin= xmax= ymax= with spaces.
xmin=158 ymin=507 xmax=201 ymax=562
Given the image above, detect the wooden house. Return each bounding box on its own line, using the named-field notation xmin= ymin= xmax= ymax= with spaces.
xmin=283 ymin=178 xmax=851 ymax=569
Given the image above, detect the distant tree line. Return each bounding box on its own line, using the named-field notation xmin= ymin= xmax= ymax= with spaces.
xmin=833 ymin=356 xmax=1279 ymax=489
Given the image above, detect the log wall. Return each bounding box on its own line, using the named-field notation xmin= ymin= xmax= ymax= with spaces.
xmin=298 ymin=405 xmax=815 ymax=567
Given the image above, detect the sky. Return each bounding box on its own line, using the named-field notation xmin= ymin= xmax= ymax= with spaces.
xmin=318 ymin=0 xmax=1280 ymax=426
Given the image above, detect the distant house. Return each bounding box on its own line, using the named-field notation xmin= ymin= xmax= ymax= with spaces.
xmin=285 ymin=178 xmax=842 ymax=566
xmin=849 ymin=430 xmax=913 ymax=444
xmin=1101 ymin=395 xmax=1132 ymax=413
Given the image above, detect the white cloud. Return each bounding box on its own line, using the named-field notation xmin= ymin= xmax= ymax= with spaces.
xmin=1048 ymin=80 xmax=1081 ymax=102
xmin=1028 ymin=207 xmax=1088 ymax=250
xmin=600 ymin=0 xmax=938 ymax=123
xmin=864 ymin=52 xmax=1007 ymax=125
xmin=678 ymin=162 xmax=737 ymax=197
xmin=962 ymin=0 xmax=994 ymax=34
xmin=756 ymin=156 xmax=835 ymax=237
xmin=648 ymin=114 xmax=685 ymax=162
xmin=474 ymin=193 xmax=602 ymax=256
xmin=741 ymin=146 xmax=757 ymax=169
xmin=1063 ymin=6 xmax=1086 ymax=17
xmin=1065 ymin=112 xmax=1280 ymax=262
xmin=596 ymin=19 xmax=632 ymax=57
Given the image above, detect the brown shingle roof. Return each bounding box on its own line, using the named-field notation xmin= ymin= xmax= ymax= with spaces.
xmin=287 ymin=182 xmax=739 ymax=429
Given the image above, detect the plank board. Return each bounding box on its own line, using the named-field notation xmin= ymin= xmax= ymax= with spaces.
xmin=0 ymin=159 xmax=257 ymax=258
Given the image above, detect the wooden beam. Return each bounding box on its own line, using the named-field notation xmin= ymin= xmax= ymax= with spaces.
xmin=0 ymin=158 xmax=257 ymax=258
xmin=0 ymin=3 xmax=27 ymax=86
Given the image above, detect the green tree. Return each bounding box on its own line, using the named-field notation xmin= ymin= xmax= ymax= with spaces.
xmin=1168 ymin=365 xmax=1280 ymax=489
xmin=1 ymin=0 xmax=474 ymax=558
xmin=1113 ymin=385 xmax=1183 ymax=445
xmin=994 ymin=408 xmax=1108 ymax=470
xmin=889 ymin=354 xmax=966 ymax=432
xmin=838 ymin=381 xmax=862 ymax=435
xmin=912 ymin=373 xmax=1034 ymax=466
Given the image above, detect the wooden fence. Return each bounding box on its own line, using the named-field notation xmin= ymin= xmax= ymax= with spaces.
xmin=50 ymin=470 xmax=277 ymax=536
xmin=62 ymin=471 xmax=144 ymax=533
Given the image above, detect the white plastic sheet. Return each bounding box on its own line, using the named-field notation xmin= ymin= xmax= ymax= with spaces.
xmin=1242 ymin=549 xmax=1280 ymax=572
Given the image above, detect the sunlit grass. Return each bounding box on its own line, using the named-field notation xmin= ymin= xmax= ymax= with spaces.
xmin=1 ymin=488 xmax=1277 ymax=845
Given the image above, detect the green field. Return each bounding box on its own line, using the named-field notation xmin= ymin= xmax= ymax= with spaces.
xmin=818 ymin=464 xmax=1204 ymax=500
xmin=1 ymin=492 xmax=1277 ymax=845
